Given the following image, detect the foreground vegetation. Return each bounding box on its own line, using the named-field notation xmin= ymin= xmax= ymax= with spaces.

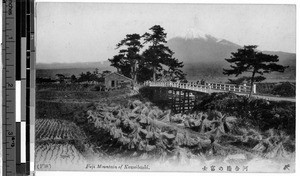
xmin=82 ymin=98 xmax=294 ymax=163
xmin=35 ymin=85 xmax=295 ymax=169
xmin=193 ymin=92 xmax=295 ymax=138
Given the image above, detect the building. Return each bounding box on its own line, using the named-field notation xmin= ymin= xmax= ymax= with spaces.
xmin=104 ymin=72 xmax=133 ymax=90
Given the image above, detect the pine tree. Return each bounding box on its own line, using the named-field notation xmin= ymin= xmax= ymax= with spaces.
xmin=223 ymin=45 xmax=288 ymax=97
xmin=108 ymin=34 xmax=143 ymax=83
xmin=109 ymin=25 xmax=185 ymax=83
xmin=142 ymin=25 xmax=184 ymax=81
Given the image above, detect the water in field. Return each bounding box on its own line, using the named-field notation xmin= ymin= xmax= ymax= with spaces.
xmin=35 ymin=119 xmax=89 ymax=170
xmin=35 ymin=115 xmax=295 ymax=172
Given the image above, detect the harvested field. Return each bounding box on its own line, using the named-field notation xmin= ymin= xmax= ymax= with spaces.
xmin=35 ymin=85 xmax=295 ymax=172
xmin=35 ymin=143 xmax=86 ymax=165
xmin=81 ymin=100 xmax=295 ymax=169
xmin=35 ymin=119 xmax=89 ymax=169
xmin=36 ymin=119 xmax=87 ymax=141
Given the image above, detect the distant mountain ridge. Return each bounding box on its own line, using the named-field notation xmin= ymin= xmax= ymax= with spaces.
xmin=168 ymin=32 xmax=295 ymax=65
xmin=167 ymin=30 xmax=295 ymax=81
xmin=37 ymin=29 xmax=295 ymax=82
xmin=36 ymin=61 xmax=111 ymax=69
xmin=167 ymin=36 xmax=241 ymax=64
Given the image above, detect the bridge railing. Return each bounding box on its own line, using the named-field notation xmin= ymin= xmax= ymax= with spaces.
xmin=144 ymin=81 xmax=255 ymax=93
xmin=205 ymin=82 xmax=253 ymax=93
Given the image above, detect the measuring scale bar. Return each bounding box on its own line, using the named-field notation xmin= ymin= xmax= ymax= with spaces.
xmin=3 ymin=0 xmax=35 ymax=175
xmin=15 ymin=81 xmax=26 ymax=164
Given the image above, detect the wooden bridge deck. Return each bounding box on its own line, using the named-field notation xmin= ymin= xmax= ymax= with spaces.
xmin=144 ymin=81 xmax=295 ymax=102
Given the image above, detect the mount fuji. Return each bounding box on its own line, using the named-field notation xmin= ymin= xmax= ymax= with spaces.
xmin=167 ymin=28 xmax=295 ymax=81
xmin=168 ymin=28 xmax=241 ymax=64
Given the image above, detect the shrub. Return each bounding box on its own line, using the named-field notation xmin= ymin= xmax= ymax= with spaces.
xmin=193 ymin=93 xmax=295 ymax=137
xmin=272 ymin=82 xmax=296 ymax=97
xmin=91 ymin=84 xmax=105 ymax=91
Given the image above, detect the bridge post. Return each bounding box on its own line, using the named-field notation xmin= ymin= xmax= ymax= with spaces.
xmin=172 ymin=88 xmax=175 ymax=113
xmin=171 ymin=88 xmax=174 ymax=113
xmin=187 ymin=91 xmax=190 ymax=111
xmin=253 ymin=84 xmax=256 ymax=94
xmin=177 ymin=90 xmax=180 ymax=112
xmin=174 ymin=89 xmax=177 ymax=113
xmin=179 ymin=90 xmax=182 ymax=112
xmin=169 ymin=88 xmax=173 ymax=112
xmin=183 ymin=91 xmax=186 ymax=112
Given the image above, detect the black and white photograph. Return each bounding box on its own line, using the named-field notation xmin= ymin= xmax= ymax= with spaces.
xmin=34 ymin=2 xmax=296 ymax=172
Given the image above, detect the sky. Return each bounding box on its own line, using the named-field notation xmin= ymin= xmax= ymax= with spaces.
xmin=36 ymin=3 xmax=296 ymax=63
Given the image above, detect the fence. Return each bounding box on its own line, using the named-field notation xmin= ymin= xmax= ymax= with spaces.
xmin=144 ymin=81 xmax=255 ymax=94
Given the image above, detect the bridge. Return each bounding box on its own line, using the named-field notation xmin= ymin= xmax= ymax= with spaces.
xmin=142 ymin=81 xmax=295 ymax=109
xmin=144 ymin=81 xmax=255 ymax=94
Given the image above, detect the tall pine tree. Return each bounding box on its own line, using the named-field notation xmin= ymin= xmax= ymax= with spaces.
xmin=223 ymin=45 xmax=288 ymax=97
xmin=109 ymin=25 xmax=185 ymax=83
xmin=142 ymin=25 xmax=184 ymax=81
xmin=108 ymin=34 xmax=143 ymax=83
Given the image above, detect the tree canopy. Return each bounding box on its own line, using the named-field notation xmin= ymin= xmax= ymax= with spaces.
xmin=142 ymin=25 xmax=185 ymax=82
xmin=108 ymin=25 xmax=185 ymax=83
xmin=223 ymin=45 xmax=288 ymax=97
xmin=108 ymin=34 xmax=143 ymax=82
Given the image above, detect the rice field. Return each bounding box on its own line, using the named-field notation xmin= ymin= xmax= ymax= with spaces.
xmin=35 ymin=119 xmax=90 ymax=169
xmin=34 ymin=88 xmax=295 ymax=172
xmin=36 ymin=119 xmax=86 ymax=141
xmin=35 ymin=143 xmax=86 ymax=165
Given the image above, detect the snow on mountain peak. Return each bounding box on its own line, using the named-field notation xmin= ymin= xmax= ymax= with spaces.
xmin=175 ymin=28 xmax=239 ymax=47
xmin=177 ymin=28 xmax=218 ymax=41
xmin=183 ymin=28 xmax=208 ymax=39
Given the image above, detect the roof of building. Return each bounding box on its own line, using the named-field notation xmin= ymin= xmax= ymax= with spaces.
xmin=104 ymin=72 xmax=133 ymax=81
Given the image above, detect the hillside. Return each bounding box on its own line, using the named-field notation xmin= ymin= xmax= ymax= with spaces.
xmin=36 ymin=29 xmax=296 ymax=82
xmin=36 ymin=67 xmax=116 ymax=79
xmin=167 ymin=30 xmax=296 ymax=82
